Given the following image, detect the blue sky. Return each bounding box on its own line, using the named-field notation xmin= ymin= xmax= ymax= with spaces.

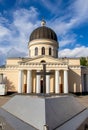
xmin=0 ymin=0 xmax=88 ymax=65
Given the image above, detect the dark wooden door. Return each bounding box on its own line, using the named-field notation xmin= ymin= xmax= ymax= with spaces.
xmin=60 ymin=84 xmax=63 ymax=93
xmin=24 ymin=84 xmax=27 ymax=93
xmin=41 ymin=80 xmax=43 ymax=93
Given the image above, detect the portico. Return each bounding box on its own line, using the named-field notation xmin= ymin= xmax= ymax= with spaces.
xmin=18 ymin=66 xmax=68 ymax=94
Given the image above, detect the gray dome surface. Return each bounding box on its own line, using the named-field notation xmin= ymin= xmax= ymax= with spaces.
xmin=30 ymin=26 xmax=58 ymax=42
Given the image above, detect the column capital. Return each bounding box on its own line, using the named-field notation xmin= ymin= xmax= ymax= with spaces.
xmin=36 ymin=70 xmax=41 ymax=72
xmin=18 ymin=69 xmax=23 ymax=71
xmin=63 ymin=69 xmax=68 ymax=71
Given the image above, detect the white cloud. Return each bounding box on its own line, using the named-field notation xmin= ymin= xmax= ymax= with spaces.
xmin=0 ymin=15 xmax=11 ymax=42
xmin=59 ymin=33 xmax=76 ymax=47
xmin=61 ymin=0 xmax=88 ymax=30
xmin=0 ymin=7 xmax=39 ymax=44
xmin=7 ymin=48 xmax=27 ymax=58
xmin=16 ymin=0 xmax=29 ymax=4
xmin=47 ymin=0 xmax=88 ymax=48
xmin=0 ymin=50 xmax=6 ymax=65
xmin=12 ymin=7 xmax=40 ymax=49
xmin=59 ymin=46 xmax=88 ymax=57
xmin=0 ymin=15 xmax=8 ymax=24
xmin=0 ymin=25 xmax=10 ymax=39
xmin=72 ymin=0 xmax=88 ymax=23
xmin=0 ymin=7 xmax=40 ymax=65
xmin=60 ymin=39 xmax=74 ymax=47
xmin=41 ymin=0 xmax=62 ymax=14
xmin=0 ymin=1 xmax=88 ymax=65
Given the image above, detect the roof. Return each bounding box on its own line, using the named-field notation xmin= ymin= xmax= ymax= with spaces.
xmin=0 ymin=108 xmax=37 ymax=130
xmin=30 ymin=26 xmax=58 ymax=42
xmin=2 ymin=95 xmax=86 ymax=130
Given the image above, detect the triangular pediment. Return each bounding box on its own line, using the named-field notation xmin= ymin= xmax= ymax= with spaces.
xmin=19 ymin=56 xmax=67 ymax=64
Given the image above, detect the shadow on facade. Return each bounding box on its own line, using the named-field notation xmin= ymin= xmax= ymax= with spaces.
xmin=68 ymin=69 xmax=82 ymax=93
xmin=5 ymin=78 xmax=15 ymax=92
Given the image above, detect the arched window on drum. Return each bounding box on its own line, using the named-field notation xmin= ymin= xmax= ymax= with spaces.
xmin=35 ymin=47 xmax=38 ymax=56
xmin=49 ymin=47 xmax=52 ymax=56
xmin=42 ymin=47 xmax=45 ymax=55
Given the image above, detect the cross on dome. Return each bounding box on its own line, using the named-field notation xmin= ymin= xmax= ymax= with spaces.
xmin=41 ymin=19 xmax=46 ymax=26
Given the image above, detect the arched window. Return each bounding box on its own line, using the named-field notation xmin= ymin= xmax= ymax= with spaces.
xmin=49 ymin=48 xmax=51 ymax=55
xmin=35 ymin=47 xmax=38 ymax=56
xmin=41 ymin=60 xmax=46 ymax=63
xmin=42 ymin=47 xmax=45 ymax=55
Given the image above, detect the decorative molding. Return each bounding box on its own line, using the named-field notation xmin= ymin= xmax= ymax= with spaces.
xmin=69 ymin=66 xmax=81 ymax=69
xmin=0 ymin=61 xmax=69 ymax=72
xmin=28 ymin=39 xmax=58 ymax=48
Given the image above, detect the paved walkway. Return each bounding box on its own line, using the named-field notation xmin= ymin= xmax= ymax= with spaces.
xmin=0 ymin=96 xmax=11 ymax=107
xmin=76 ymin=96 xmax=88 ymax=108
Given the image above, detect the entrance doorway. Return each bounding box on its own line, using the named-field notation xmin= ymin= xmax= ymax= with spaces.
xmin=60 ymin=84 xmax=63 ymax=93
xmin=41 ymin=80 xmax=44 ymax=93
xmin=83 ymin=74 xmax=87 ymax=92
xmin=24 ymin=84 xmax=27 ymax=93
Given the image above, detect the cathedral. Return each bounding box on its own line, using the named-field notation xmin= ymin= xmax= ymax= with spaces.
xmin=0 ymin=20 xmax=88 ymax=95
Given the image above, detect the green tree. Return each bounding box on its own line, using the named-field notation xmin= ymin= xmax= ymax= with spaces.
xmin=80 ymin=57 xmax=88 ymax=66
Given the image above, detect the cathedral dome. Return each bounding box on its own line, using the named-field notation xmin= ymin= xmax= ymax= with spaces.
xmin=30 ymin=20 xmax=58 ymax=42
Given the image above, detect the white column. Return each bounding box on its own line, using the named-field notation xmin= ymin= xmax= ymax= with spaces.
xmin=27 ymin=70 xmax=32 ymax=93
xmin=18 ymin=70 xmax=23 ymax=93
xmin=46 ymin=71 xmax=50 ymax=94
xmin=36 ymin=70 xmax=41 ymax=93
xmin=55 ymin=70 xmax=60 ymax=93
xmin=64 ymin=70 xmax=68 ymax=93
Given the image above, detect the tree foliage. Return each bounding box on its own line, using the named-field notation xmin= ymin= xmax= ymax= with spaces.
xmin=80 ymin=57 xmax=88 ymax=67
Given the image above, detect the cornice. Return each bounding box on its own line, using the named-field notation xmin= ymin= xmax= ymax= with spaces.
xmin=68 ymin=65 xmax=81 ymax=69
xmin=28 ymin=39 xmax=58 ymax=48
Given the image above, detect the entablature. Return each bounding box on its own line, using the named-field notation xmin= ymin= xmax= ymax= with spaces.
xmin=18 ymin=62 xmax=68 ymax=70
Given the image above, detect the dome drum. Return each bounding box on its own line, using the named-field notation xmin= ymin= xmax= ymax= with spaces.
xmin=29 ymin=43 xmax=58 ymax=58
xmin=28 ymin=39 xmax=59 ymax=48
